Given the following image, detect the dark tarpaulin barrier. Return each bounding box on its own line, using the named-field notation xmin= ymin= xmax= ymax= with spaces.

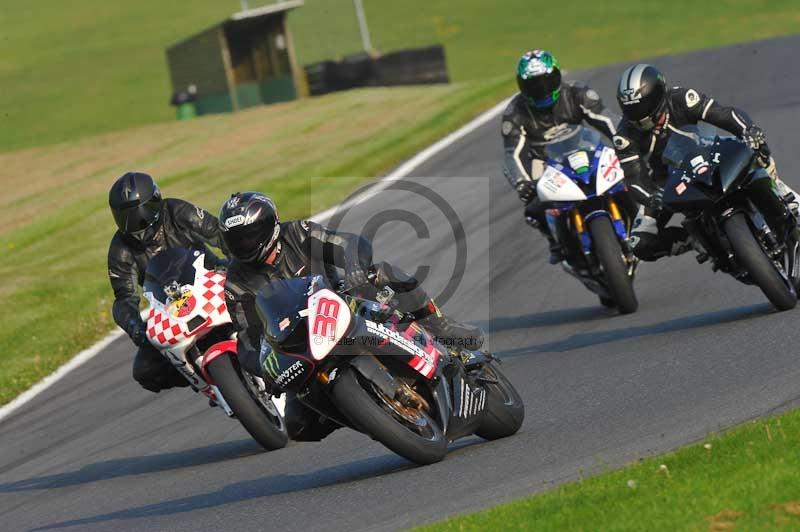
xmin=304 ymin=45 xmax=448 ymax=96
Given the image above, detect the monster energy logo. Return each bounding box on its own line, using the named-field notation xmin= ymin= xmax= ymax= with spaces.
xmin=260 ymin=338 xmax=280 ymax=379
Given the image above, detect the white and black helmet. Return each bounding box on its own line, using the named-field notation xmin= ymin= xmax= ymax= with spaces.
xmin=219 ymin=192 xmax=280 ymax=263
xmin=617 ymin=64 xmax=667 ymax=130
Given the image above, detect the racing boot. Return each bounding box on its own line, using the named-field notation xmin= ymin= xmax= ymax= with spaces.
xmin=525 ymin=209 xmax=564 ymax=264
xmin=763 ymin=157 xmax=799 ymax=213
xmin=416 ymin=300 xmax=484 ymax=351
xmin=750 ymin=168 xmax=800 ymax=239
xmin=546 ymin=235 xmax=565 ymax=265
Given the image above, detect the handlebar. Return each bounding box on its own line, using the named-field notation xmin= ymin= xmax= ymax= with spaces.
xmin=337 ymin=266 xmax=378 ymax=294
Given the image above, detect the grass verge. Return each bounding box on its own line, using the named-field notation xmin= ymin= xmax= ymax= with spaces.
xmin=2 ymin=0 xmax=800 ymax=151
xmin=421 ymin=408 xmax=800 ymax=531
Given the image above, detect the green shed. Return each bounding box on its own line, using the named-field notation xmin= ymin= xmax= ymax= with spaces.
xmin=166 ymin=0 xmax=307 ymax=115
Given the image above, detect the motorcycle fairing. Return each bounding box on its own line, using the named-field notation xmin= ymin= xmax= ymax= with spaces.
xmin=262 ymin=343 xmax=317 ymax=393
xmin=538 ymin=165 xmax=588 ymax=202
xmin=596 ymin=147 xmax=625 ymax=196
xmin=144 ymin=254 xmax=231 ymax=351
xmin=441 ymin=363 xmax=487 ymax=441
xmin=142 ymin=252 xmax=235 ymax=402
xmin=717 ymin=140 xmax=755 ymax=193
xmin=360 ymin=318 xmax=441 ymax=379
xmin=308 ymin=288 xmax=351 ymax=361
xmin=662 ymin=172 xmax=715 ymax=211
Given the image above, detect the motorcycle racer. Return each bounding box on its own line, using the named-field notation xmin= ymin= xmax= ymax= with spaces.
xmin=614 ymin=63 xmax=799 ymax=261
xmin=219 ymin=192 xmax=484 ymax=441
xmin=107 ymin=172 xmax=227 ymax=393
xmin=502 ymin=49 xmax=619 ymax=263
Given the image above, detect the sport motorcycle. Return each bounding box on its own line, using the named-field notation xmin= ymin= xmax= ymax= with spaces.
xmin=660 ymin=124 xmax=800 ymax=310
xmin=535 ymin=124 xmax=639 ymax=313
xmin=143 ymin=248 xmax=288 ymax=450
xmin=254 ymin=272 xmax=525 ymax=465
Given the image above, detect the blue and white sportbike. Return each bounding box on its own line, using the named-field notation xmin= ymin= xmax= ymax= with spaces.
xmin=536 ymin=125 xmax=639 ymax=314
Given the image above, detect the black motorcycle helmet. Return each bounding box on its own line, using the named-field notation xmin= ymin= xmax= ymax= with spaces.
xmin=108 ymin=172 xmax=163 ymax=242
xmin=617 ymin=64 xmax=667 ymax=130
xmin=219 ymin=192 xmax=280 ymax=264
xmin=516 ymin=50 xmax=562 ymax=109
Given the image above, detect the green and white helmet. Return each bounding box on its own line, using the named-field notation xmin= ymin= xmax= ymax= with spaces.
xmin=516 ymin=50 xmax=562 ymax=109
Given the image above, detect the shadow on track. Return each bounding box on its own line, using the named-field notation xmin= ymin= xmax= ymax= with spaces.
xmin=28 ymin=437 xmax=487 ymax=530
xmin=0 ymin=439 xmax=263 ymax=493
xmin=478 ymin=305 xmax=613 ymax=334
xmin=30 ymin=453 xmax=417 ymax=531
xmin=496 ymin=303 xmax=774 ymax=357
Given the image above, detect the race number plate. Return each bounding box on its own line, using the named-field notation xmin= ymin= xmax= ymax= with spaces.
xmin=307 ymin=289 xmax=351 ymax=360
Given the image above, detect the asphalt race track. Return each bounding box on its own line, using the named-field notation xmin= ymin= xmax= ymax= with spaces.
xmin=2 ymin=36 xmax=800 ymax=531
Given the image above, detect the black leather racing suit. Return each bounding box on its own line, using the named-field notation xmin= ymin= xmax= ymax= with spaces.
xmin=614 ymin=86 xmax=781 ymax=261
xmin=107 ymin=198 xmax=226 ymax=392
xmin=224 ymin=219 xmax=433 ymax=441
xmin=501 ymin=83 xmax=618 ymax=232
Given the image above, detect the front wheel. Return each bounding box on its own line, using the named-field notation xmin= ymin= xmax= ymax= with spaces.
xmin=332 ymin=367 xmax=447 ymax=465
xmin=588 ymin=216 xmax=638 ymax=314
xmin=475 ymin=362 xmax=524 ymax=440
xmin=724 ymin=212 xmax=797 ymax=310
xmin=206 ymin=354 xmax=288 ymax=451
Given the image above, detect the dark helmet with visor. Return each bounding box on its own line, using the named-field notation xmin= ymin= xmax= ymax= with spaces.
xmin=219 ymin=192 xmax=280 ymax=264
xmin=516 ymin=50 xmax=562 ymax=109
xmin=617 ymin=64 xmax=667 ymax=130
xmin=109 ymin=172 xmax=163 ymax=243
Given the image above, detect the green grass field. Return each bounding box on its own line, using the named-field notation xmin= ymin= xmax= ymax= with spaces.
xmin=421 ymin=408 xmax=800 ymax=530
xmin=1 ymin=0 xmax=799 ymax=405
xmin=3 ymin=1 xmax=800 ymax=151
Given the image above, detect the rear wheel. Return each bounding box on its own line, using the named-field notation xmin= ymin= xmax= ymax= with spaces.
xmin=588 ymin=216 xmax=638 ymax=314
xmin=206 ymin=354 xmax=288 ymax=451
xmin=475 ymin=362 xmax=525 ymax=440
xmin=332 ymin=367 xmax=447 ymax=465
xmin=724 ymin=212 xmax=797 ymax=310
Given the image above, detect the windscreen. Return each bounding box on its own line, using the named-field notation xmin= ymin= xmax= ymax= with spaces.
xmin=256 ymin=276 xmax=315 ymax=349
xmin=530 ymin=125 xmax=603 ymax=163
xmin=143 ymin=248 xmax=200 ymax=305
xmin=661 ymin=124 xmax=719 ymax=169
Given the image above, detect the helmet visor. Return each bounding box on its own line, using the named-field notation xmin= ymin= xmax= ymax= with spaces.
xmin=519 ymin=70 xmax=561 ymax=107
xmin=621 ymin=81 xmax=666 ymax=127
xmin=632 ymin=99 xmax=667 ymax=131
xmin=112 ymin=196 xmax=160 ymax=235
xmin=225 ymin=216 xmax=280 ymax=262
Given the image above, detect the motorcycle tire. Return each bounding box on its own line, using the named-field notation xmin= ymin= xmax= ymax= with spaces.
xmin=588 ymin=216 xmax=638 ymax=314
xmin=724 ymin=212 xmax=797 ymax=311
xmin=475 ymin=362 xmax=525 ymax=440
xmin=332 ymin=367 xmax=447 ymax=465
xmin=599 ymin=296 xmax=616 ymax=308
xmin=206 ymin=353 xmax=288 ymax=451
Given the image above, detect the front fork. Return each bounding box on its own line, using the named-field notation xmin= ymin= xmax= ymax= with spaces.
xmin=559 ymin=196 xmax=631 ymax=255
xmin=749 ymin=172 xmax=793 ymax=236
xmin=547 ymin=196 xmax=636 ymax=274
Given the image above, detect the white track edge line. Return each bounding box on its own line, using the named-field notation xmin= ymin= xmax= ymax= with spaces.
xmin=0 ymin=96 xmax=510 ymax=424
xmin=0 ymin=328 xmax=126 ymax=423
xmin=312 ymin=96 xmax=511 ymax=222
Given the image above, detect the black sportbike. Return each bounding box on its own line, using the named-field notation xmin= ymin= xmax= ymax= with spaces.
xmin=255 ymin=272 xmax=524 ymax=465
xmin=661 ymin=125 xmax=800 ymax=310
